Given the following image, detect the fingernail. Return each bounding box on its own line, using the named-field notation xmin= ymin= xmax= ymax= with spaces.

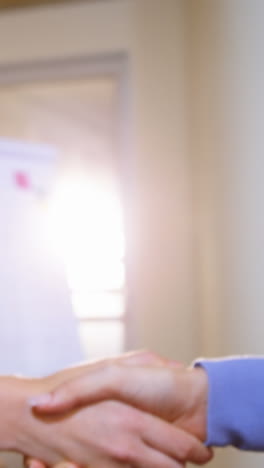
xmin=25 ymin=461 xmax=40 ymax=468
xmin=28 ymin=393 xmax=52 ymax=408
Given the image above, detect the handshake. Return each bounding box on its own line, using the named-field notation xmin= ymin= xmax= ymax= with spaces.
xmin=2 ymin=351 xmax=212 ymax=468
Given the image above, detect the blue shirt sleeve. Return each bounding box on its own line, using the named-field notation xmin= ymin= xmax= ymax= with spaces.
xmin=194 ymin=357 xmax=264 ymax=451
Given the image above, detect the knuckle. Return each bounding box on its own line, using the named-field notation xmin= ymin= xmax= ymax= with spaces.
xmin=193 ymin=447 xmax=213 ymax=465
xmin=178 ymin=441 xmax=193 ymax=461
xmin=99 ymin=400 xmax=119 ymax=415
xmin=103 ymin=362 xmax=117 ymax=375
xmin=99 ymin=400 xmax=129 ymax=424
xmin=61 ymin=380 xmax=76 ymax=398
xmin=147 ymin=350 xmax=159 ymax=359
xmin=143 ymin=350 xmax=158 ymax=360
xmin=102 ymin=363 xmax=121 ymax=385
xmin=101 ymin=401 xmax=142 ymax=432
xmin=143 ymin=350 xmax=165 ymax=365
xmin=121 ymin=407 xmax=141 ymax=430
xmin=109 ymin=440 xmax=136 ymax=463
xmin=130 ymin=412 xmax=145 ymax=432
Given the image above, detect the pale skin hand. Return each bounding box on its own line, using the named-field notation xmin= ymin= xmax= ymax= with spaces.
xmin=0 ymin=371 xmax=211 ymax=468
xmin=26 ymin=351 xmax=211 ymax=468
xmin=31 ymin=351 xmax=208 ymax=440
xmin=23 ymin=400 xmax=210 ymax=468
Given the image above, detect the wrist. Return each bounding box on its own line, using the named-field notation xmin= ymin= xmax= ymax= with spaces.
xmin=0 ymin=375 xmax=49 ymax=453
xmin=187 ymin=366 xmax=208 ymax=441
xmin=0 ymin=376 xmax=31 ymax=450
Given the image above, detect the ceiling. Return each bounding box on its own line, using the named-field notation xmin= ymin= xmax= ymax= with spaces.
xmin=0 ymin=0 xmax=96 ymax=9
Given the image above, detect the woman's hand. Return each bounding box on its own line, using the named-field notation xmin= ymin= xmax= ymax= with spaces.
xmin=23 ymin=351 xmax=212 ymax=468
xmin=31 ymin=351 xmax=208 ymax=441
xmin=21 ymin=397 xmax=212 ymax=468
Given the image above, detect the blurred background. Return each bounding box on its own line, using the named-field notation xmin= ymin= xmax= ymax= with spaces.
xmin=0 ymin=0 xmax=264 ymax=467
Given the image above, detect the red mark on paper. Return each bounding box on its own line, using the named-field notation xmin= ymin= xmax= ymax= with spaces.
xmin=14 ymin=171 xmax=31 ymax=190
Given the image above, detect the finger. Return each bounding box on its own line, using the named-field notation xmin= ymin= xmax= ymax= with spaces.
xmin=140 ymin=413 xmax=213 ymax=465
xmin=28 ymin=364 xmax=169 ymax=415
xmin=24 ymin=458 xmax=46 ymax=468
xmin=29 ymin=365 xmax=123 ymax=413
xmin=29 ymin=349 xmax=182 ymax=413
xmin=100 ymin=434 xmax=184 ymax=468
xmin=24 ymin=459 xmax=79 ymax=468
xmin=133 ymin=444 xmax=185 ymax=468
xmin=49 ymin=464 xmax=79 ymax=468
xmin=29 ymin=352 xmax=184 ymax=415
xmin=28 ymin=350 xmax=165 ymax=411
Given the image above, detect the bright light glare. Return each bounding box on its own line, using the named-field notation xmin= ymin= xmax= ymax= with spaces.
xmin=78 ymin=321 xmax=124 ymax=359
xmin=47 ymin=172 xmax=125 ymax=293
xmin=72 ymin=291 xmax=124 ymax=319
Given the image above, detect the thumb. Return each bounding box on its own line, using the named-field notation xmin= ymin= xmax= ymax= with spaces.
xmin=29 ymin=363 xmax=145 ymax=414
xmin=24 ymin=458 xmax=46 ymax=468
xmin=24 ymin=459 xmax=79 ymax=468
xmin=29 ymin=351 xmax=183 ymax=415
xmin=28 ymin=350 xmax=168 ymax=412
xmin=48 ymin=464 xmax=79 ymax=468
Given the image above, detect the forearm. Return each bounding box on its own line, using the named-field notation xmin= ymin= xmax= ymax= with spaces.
xmin=0 ymin=375 xmax=36 ymax=451
xmin=195 ymin=357 xmax=264 ymax=450
xmin=0 ymin=375 xmax=59 ymax=458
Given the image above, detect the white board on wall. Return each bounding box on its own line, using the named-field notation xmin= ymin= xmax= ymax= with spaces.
xmin=0 ymin=139 xmax=82 ymax=377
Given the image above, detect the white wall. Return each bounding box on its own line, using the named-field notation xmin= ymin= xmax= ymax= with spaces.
xmin=188 ymin=1 xmax=264 ymax=467
xmin=0 ymin=0 xmax=132 ymax=62
xmin=129 ymin=0 xmax=199 ymax=362
xmin=189 ymin=0 xmax=264 ymax=358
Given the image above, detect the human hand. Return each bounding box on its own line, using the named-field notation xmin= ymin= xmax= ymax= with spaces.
xmin=22 ymin=396 xmax=211 ymax=468
xmin=25 ymin=461 xmax=77 ymax=468
xmin=31 ymin=351 xmax=208 ymax=441
xmin=23 ymin=352 xmax=212 ymax=468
